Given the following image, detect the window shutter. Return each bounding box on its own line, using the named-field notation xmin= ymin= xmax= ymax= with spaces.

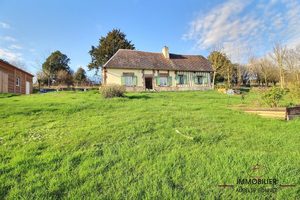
xmin=168 ymin=76 xmax=172 ymax=86
xmin=175 ymin=75 xmax=179 ymax=84
xmin=133 ymin=76 xmax=137 ymax=86
xmin=155 ymin=76 xmax=160 ymax=86
xmin=183 ymin=75 xmax=188 ymax=84
xmin=194 ymin=76 xmax=198 ymax=84
xmin=203 ymin=76 xmax=208 ymax=84
xmin=121 ymin=76 xmax=125 ymax=85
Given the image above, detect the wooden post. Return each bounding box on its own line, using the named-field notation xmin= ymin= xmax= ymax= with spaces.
xmin=103 ymin=68 xmax=107 ymax=85
xmin=142 ymin=69 xmax=144 ymax=89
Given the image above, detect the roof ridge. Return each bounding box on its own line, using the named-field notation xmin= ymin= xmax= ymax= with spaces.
xmin=119 ymin=49 xmax=204 ymax=57
xmin=119 ymin=49 xmax=162 ymax=54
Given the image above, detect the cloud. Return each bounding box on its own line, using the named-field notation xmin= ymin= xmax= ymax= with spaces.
xmin=9 ymin=44 xmax=23 ymax=50
xmin=0 ymin=48 xmax=23 ymax=62
xmin=0 ymin=22 xmax=10 ymax=29
xmin=183 ymin=0 xmax=300 ymax=61
xmin=0 ymin=36 xmax=17 ymax=42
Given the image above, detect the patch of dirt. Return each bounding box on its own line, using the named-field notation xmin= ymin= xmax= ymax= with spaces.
xmin=232 ymin=106 xmax=286 ymax=119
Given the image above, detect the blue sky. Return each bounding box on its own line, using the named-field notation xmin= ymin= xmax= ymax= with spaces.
xmin=1 ymin=0 xmax=300 ymax=76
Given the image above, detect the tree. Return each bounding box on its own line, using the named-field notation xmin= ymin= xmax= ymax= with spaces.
xmin=285 ymin=48 xmax=300 ymax=84
xmin=232 ymin=63 xmax=248 ymax=85
xmin=208 ymin=51 xmax=229 ymax=88
xmin=240 ymin=64 xmax=251 ymax=85
xmin=208 ymin=51 xmax=233 ymax=88
xmin=88 ymin=29 xmax=135 ymax=72
xmin=42 ymin=51 xmax=71 ymax=86
xmin=73 ymin=67 xmax=87 ymax=85
xmin=229 ymin=44 xmax=243 ymax=86
xmin=56 ymin=70 xmax=73 ymax=86
xmin=249 ymin=57 xmax=280 ymax=86
xmin=36 ymin=71 xmax=48 ymax=89
xmin=251 ymin=57 xmax=275 ymax=86
xmin=262 ymin=87 xmax=286 ymax=107
xmin=271 ymin=43 xmax=287 ymax=88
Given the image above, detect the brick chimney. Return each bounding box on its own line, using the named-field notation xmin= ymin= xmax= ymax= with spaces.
xmin=162 ymin=46 xmax=169 ymax=59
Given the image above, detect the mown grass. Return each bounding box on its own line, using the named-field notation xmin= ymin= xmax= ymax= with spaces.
xmin=0 ymin=90 xmax=299 ymax=199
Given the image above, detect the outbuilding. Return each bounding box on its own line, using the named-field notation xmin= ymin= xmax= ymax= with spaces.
xmin=0 ymin=59 xmax=34 ymax=94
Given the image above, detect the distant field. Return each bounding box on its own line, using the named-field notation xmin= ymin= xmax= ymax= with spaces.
xmin=0 ymin=91 xmax=299 ymax=199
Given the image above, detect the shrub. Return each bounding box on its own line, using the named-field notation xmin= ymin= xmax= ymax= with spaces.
xmin=262 ymin=87 xmax=286 ymax=107
xmin=287 ymin=83 xmax=300 ymax=102
xmin=99 ymin=84 xmax=126 ymax=98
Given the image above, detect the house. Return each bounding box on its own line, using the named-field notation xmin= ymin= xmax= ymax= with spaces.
xmin=102 ymin=46 xmax=213 ymax=91
xmin=0 ymin=59 xmax=34 ymax=94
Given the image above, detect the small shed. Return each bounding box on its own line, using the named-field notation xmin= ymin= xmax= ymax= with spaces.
xmin=0 ymin=59 xmax=34 ymax=94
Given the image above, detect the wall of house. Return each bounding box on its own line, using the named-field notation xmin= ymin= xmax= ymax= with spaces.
xmin=0 ymin=62 xmax=33 ymax=94
xmin=105 ymin=68 xmax=212 ymax=91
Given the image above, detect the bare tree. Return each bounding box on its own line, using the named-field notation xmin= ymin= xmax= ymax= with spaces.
xmin=248 ymin=56 xmax=279 ymax=86
xmin=10 ymin=60 xmax=27 ymax=71
xmin=258 ymin=58 xmax=274 ymax=86
xmin=295 ymin=45 xmax=300 ymax=84
xmin=285 ymin=47 xmax=300 ymax=84
xmin=56 ymin=70 xmax=73 ymax=87
xmin=271 ymin=43 xmax=287 ymax=88
xmin=36 ymin=71 xmax=48 ymax=90
xmin=248 ymin=57 xmax=260 ymax=86
xmin=208 ymin=44 xmax=224 ymax=88
xmin=228 ymin=43 xmax=243 ymax=86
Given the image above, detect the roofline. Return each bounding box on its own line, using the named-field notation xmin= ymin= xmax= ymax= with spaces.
xmin=104 ymin=66 xmax=214 ymax=72
xmin=0 ymin=60 xmax=34 ymax=77
xmin=103 ymin=49 xmax=122 ymax=68
xmin=103 ymin=49 xmax=213 ymax=71
xmin=106 ymin=48 xmax=207 ymax=57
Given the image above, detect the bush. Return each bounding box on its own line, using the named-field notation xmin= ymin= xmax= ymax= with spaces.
xmin=287 ymin=83 xmax=300 ymax=102
xmin=100 ymin=84 xmax=126 ymax=98
xmin=262 ymin=87 xmax=286 ymax=107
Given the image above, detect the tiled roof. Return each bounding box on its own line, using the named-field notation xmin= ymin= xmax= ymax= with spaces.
xmin=103 ymin=49 xmax=213 ymax=72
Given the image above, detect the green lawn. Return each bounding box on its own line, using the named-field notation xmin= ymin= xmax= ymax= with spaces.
xmin=0 ymin=91 xmax=299 ymax=199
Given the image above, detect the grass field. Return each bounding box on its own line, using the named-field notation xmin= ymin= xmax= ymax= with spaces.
xmin=0 ymin=90 xmax=299 ymax=199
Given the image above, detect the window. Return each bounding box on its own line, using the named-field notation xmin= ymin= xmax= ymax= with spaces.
xmin=196 ymin=76 xmax=203 ymax=85
xmin=178 ymin=75 xmax=184 ymax=84
xmin=121 ymin=73 xmax=136 ymax=86
xmin=16 ymin=77 xmax=20 ymax=86
xmin=124 ymin=76 xmax=133 ymax=86
xmin=159 ymin=77 xmax=168 ymax=86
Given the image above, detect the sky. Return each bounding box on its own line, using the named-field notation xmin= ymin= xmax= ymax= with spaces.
xmin=1 ymin=0 xmax=300 ymax=77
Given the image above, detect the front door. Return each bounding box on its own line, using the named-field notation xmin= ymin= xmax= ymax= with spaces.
xmin=145 ymin=77 xmax=153 ymax=90
xmin=26 ymin=81 xmax=30 ymax=94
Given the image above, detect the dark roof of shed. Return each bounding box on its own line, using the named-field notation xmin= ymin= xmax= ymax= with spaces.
xmin=103 ymin=49 xmax=213 ymax=72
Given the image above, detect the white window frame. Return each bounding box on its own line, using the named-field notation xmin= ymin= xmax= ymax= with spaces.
xmin=178 ymin=75 xmax=184 ymax=85
xmin=159 ymin=76 xmax=168 ymax=86
xmin=124 ymin=75 xmax=134 ymax=86
xmin=197 ymin=76 xmax=203 ymax=85
xmin=16 ymin=77 xmax=20 ymax=86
